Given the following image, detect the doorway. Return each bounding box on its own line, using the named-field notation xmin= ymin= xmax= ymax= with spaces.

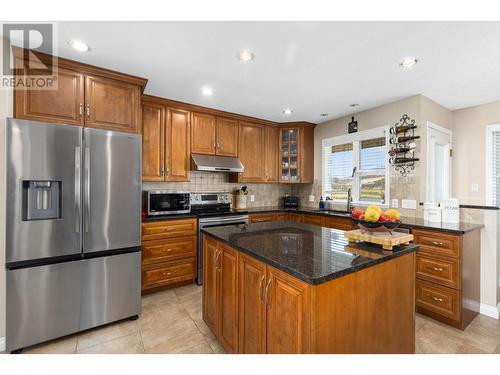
xmin=426 ymin=122 xmax=452 ymax=204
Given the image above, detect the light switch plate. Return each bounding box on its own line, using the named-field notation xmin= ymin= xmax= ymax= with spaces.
xmin=309 ymin=195 xmax=315 ymax=203
xmin=250 ymin=195 xmax=255 ymax=202
xmin=392 ymin=199 xmax=399 ymax=208
xmin=401 ymin=199 xmax=417 ymax=210
xmin=471 ymin=183 xmax=479 ymax=193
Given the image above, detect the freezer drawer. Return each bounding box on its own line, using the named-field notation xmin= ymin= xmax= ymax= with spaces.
xmin=6 ymin=260 xmax=82 ymax=352
xmin=80 ymin=251 xmax=141 ymax=331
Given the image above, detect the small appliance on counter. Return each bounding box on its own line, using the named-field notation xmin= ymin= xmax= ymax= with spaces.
xmin=441 ymin=198 xmax=460 ymax=223
xmin=143 ymin=190 xmax=191 ymax=216
xmin=283 ymin=195 xmax=299 ymax=209
xmin=423 ymin=203 xmax=442 ymax=223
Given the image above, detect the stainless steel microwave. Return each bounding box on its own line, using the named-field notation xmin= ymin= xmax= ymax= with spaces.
xmin=143 ymin=191 xmax=191 ymax=216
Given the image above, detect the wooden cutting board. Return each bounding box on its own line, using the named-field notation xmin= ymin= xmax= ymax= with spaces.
xmin=345 ymin=229 xmax=414 ymax=251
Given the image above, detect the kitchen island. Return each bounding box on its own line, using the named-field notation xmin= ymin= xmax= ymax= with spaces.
xmin=201 ymin=221 xmax=419 ymax=354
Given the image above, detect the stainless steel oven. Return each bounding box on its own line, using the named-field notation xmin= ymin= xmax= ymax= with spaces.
xmin=143 ymin=190 xmax=191 ymax=216
xmin=191 ymin=192 xmax=248 ymax=285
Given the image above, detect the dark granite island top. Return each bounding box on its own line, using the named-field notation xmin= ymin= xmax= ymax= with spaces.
xmin=201 ymin=220 xmax=419 ymax=285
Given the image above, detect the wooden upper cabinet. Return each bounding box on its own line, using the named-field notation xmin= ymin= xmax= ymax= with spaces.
xmin=85 ymin=75 xmax=141 ymax=133
xmin=264 ymin=126 xmax=279 ymax=182
xmin=141 ymin=102 xmax=165 ymax=181
xmin=237 ymin=122 xmax=266 ymax=182
xmin=15 ymin=67 xmax=85 ymax=125
xmin=279 ymin=125 xmax=314 ymax=183
xmin=165 ymin=108 xmax=191 ymax=181
xmin=238 ymin=254 xmax=267 ymax=354
xmin=191 ymin=112 xmax=216 ymax=154
xmin=266 ymin=266 xmax=311 ymax=354
xmin=216 ymin=117 xmax=239 ymax=157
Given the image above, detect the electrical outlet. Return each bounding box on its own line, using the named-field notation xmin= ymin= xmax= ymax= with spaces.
xmin=401 ymin=199 xmax=417 ymax=210
xmin=392 ymin=199 xmax=399 ymax=208
xmin=471 ymin=183 xmax=479 ymax=193
xmin=250 ymin=195 xmax=255 ymax=202
xmin=309 ymin=195 xmax=315 ymax=203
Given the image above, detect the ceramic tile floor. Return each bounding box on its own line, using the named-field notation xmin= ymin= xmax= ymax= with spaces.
xmin=20 ymin=283 xmax=500 ymax=354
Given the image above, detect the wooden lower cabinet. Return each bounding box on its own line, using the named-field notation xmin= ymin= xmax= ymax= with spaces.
xmin=302 ymin=214 xmax=325 ymax=227
xmin=202 ymin=236 xmax=239 ymax=352
xmin=413 ymin=228 xmax=480 ymax=329
xmin=141 ymin=218 xmax=198 ymax=292
xmin=266 ymin=266 xmax=311 ymax=354
xmin=203 ymin=234 xmax=415 ymax=354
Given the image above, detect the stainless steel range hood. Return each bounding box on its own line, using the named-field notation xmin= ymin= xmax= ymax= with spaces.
xmin=191 ymin=153 xmax=244 ymax=173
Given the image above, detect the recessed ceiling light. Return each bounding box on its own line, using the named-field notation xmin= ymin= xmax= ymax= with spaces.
xmin=238 ymin=50 xmax=254 ymax=62
xmin=349 ymin=103 xmax=359 ymax=107
xmin=283 ymin=108 xmax=293 ymax=115
xmin=400 ymin=58 xmax=418 ymax=68
xmin=320 ymin=113 xmax=329 ymax=117
xmin=201 ymin=87 xmax=214 ymax=96
xmin=68 ymin=39 xmax=89 ymax=52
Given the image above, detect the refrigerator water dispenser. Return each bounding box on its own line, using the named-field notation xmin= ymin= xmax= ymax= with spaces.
xmin=22 ymin=180 xmax=61 ymax=220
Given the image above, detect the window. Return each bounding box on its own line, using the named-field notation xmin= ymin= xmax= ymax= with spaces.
xmin=486 ymin=124 xmax=500 ymax=206
xmin=323 ymin=127 xmax=389 ymax=206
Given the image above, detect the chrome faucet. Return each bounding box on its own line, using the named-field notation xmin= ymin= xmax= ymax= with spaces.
xmin=347 ymin=188 xmax=353 ymax=213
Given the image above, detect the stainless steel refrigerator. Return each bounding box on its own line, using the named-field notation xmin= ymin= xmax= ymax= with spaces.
xmin=5 ymin=118 xmax=142 ymax=352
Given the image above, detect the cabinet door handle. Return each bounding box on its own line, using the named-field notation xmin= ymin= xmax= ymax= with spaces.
xmin=79 ymin=103 xmax=84 ymax=116
xmin=258 ymin=275 xmax=265 ymax=304
xmin=432 ymin=267 xmax=444 ymax=272
xmin=160 ymin=166 xmax=164 ymax=176
xmin=426 ymin=294 xmax=443 ymax=302
xmin=264 ymin=277 xmax=272 ymax=307
xmin=432 ymin=241 xmax=444 ymax=246
xmin=85 ymin=104 xmax=90 ymax=117
xmin=161 ymin=271 xmax=173 ymax=276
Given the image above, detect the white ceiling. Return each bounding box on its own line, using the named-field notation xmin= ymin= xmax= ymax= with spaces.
xmin=48 ymin=21 xmax=500 ymax=123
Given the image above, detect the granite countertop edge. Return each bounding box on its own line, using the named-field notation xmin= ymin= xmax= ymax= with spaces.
xmin=201 ymin=229 xmax=419 ymax=285
xmin=239 ymin=206 xmax=484 ymax=234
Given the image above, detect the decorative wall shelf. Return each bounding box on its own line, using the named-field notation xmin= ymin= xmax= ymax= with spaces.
xmin=388 ymin=114 xmax=419 ymax=177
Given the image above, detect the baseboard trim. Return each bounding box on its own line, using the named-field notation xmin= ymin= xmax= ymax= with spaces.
xmin=0 ymin=336 xmax=5 ymax=352
xmin=480 ymin=303 xmax=500 ymax=319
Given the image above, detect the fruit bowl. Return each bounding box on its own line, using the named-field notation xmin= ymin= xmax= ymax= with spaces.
xmin=353 ymin=218 xmax=401 ymax=233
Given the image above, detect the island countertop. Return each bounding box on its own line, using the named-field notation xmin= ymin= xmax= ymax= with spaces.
xmin=201 ymin=220 xmax=419 ymax=285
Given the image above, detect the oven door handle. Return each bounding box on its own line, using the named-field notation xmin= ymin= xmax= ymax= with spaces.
xmin=199 ymin=215 xmax=249 ymax=224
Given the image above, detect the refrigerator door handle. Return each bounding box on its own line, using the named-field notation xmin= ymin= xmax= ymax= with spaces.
xmin=75 ymin=146 xmax=81 ymax=233
xmin=84 ymin=147 xmax=90 ymax=233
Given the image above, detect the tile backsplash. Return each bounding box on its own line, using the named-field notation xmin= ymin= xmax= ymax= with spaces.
xmin=143 ymin=171 xmax=292 ymax=207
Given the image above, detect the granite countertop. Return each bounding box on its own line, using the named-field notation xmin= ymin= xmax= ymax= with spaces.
xmin=202 ymin=221 xmax=419 ymax=285
xmin=239 ymin=206 xmax=484 ymax=234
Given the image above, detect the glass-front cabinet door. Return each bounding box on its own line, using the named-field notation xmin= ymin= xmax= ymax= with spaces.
xmin=280 ymin=128 xmax=300 ymax=182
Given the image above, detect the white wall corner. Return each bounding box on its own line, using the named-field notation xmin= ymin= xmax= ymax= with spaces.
xmin=480 ymin=303 xmax=500 ymax=320
xmin=0 ymin=336 xmax=5 ymax=352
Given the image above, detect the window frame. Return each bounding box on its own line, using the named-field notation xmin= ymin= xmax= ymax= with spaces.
xmin=485 ymin=124 xmax=500 ymax=206
xmin=322 ymin=126 xmax=390 ymax=208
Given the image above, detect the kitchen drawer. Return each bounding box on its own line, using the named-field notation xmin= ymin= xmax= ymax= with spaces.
xmin=249 ymin=213 xmax=276 ymax=223
xmin=412 ymin=229 xmax=460 ymax=258
xmin=416 ymin=254 xmax=460 ymax=289
xmin=142 ymin=218 xmax=197 ymax=241
xmin=324 ymin=217 xmax=354 ymax=231
xmin=142 ymin=236 xmax=197 ymax=265
xmin=142 ymin=258 xmax=196 ymax=290
xmin=416 ymin=280 xmax=460 ymax=321
xmin=275 ymin=212 xmax=289 ymax=221
xmin=302 ymin=214 xmax=325 ymax=226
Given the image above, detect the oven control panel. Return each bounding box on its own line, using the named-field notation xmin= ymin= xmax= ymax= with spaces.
xmin=190 ymin=192 xmax=232 ymax=206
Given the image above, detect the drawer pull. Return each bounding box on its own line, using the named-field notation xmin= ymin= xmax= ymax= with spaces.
xmin=161 ymin=271 xmax=174 ymax=276
xmin=431 ymin=241 xmax=444 ymax=246
xmin=432 ymin=267 xmax=444 ymax=272
xmin=164 ymin=228 xmax=174 ymax=231
xmin=162 ymin=248 xmax=175 ymax=252
xmin=427 ymin=294 xmax=443 ymax=302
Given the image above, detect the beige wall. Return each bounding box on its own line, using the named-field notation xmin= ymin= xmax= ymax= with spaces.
xmin=452 ymin=100 xmax=500 ymax=310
